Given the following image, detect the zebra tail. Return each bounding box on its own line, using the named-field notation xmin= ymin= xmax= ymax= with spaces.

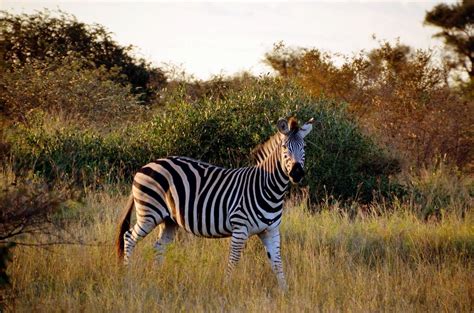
xmin=115 ymin=194 xmax=134 ymax=260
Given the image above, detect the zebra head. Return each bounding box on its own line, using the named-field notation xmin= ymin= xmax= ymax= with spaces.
xmin=277 ymin=117 xmax=314 ymax=184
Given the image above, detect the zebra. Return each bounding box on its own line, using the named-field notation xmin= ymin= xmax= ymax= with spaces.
xmin=116 ymin=117 xmax=314 ymax=289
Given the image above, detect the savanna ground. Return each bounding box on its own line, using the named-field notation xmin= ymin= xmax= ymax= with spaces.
xmin=1 ymin=6 xmax=474 ymax=312
xmin=5 ymin=191 xmax=473 ymax=312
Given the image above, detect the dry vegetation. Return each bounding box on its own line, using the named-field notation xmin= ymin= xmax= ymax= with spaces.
xmin=5 ymin=192 xmax=473 ymax=312
xmin=1 ymin=6 xmax=473 ymax=312
xmin=265 ymin=41 xmax=473 ymax=170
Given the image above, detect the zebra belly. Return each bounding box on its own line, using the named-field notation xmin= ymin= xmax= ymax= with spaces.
xmin=168 ymin=208 xmax=233 ymax=238
xmin=188 ymin=229 xmax=232 ymax=239
xmin=154 ymin=181 xmax=235 ymax=238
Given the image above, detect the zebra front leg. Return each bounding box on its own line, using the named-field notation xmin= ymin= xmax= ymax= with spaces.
xmin=153 ymin=220 xmax=177 ymax=264
xmin=225 ymin=227 xmax=249 ymax=278
xmin=258 ymin=227 xmax=287 ymax=291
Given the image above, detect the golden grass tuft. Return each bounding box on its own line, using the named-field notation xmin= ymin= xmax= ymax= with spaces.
xmin=6 ymin=192 xmax=474 ymax=312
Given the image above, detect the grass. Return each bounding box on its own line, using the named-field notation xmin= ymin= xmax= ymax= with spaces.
xmin=5 ymin=192 xmax=474 ymax=312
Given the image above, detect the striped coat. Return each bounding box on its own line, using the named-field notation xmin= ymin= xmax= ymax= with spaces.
xmin=116 ymin=117 xmax=314 ymax=290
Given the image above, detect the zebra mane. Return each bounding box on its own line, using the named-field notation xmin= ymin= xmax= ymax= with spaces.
xmin=251 ymin=133 xmax=282 ymax=165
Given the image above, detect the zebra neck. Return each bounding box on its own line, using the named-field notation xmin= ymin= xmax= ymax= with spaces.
xmin=256 ymin=140 xmax=289 ymax=195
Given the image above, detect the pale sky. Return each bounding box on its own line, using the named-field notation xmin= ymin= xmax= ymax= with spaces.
xmin=2 ymin=1 xmax=455 ymax=79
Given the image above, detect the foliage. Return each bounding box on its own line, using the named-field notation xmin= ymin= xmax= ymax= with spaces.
xmin=0 ymin=243 xmax=14 ymax=286
xmin=265 ymin=41 xmax=473 ymax=170
xmin=0 ymin=242 xmax=14 ymax=311
xmin=0 ymin=57 xmax=143 ymax=128
xmin=402 ymin=160 xmax=473 ymax=219
xmin=162 ymin=72 xmax=258 ymax=104
xmin=0 ymin=173 xmax=71 ymax=242
xmin=1 ymin=7 xmax=469 ymax=206
xmin=0 ymin=170 xmax=74 ymax=311
xmin=6 ymin=119 xmax=157 ymax=186
xmin=425 ymin=0 xmax=474 ymax=82
xmin=0 ymin=10 xmax=166 ymax=100
xmin=148 ymin=78 xmax=399 ymax=202
xmin=5 ymin=78 xmax=398 ymax=202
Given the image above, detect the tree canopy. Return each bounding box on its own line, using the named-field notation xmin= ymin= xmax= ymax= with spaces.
xmin=0 ymin=10 xmax=166 ymax=100
xmin=425 ymin=0 xmax=474 ymax=81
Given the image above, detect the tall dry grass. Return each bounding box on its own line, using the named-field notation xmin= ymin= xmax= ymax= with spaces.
xmin=5 ymin=191 xmax=473 ymax=312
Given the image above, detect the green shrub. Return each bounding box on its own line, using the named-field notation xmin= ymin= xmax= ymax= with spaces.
xmin=6 ymin=78 xmax=399 ymax=202
xmin=148 ymin=78 xmax=400 ymax=202
xmin=6 ymin=117 xmax=158 ymax=186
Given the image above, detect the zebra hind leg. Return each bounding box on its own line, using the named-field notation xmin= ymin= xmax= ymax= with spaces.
xmin=225 ymin=227 xmax=249 ymax=278
xmin=153 ymin=219 xmax=177 ymax=264
xmin=123 ymin=215 xmax=161 ymax=265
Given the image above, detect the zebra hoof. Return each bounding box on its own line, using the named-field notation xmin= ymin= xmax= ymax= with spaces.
xmin=278 ymin=280 xmax=288 ymax=292
xmin=154 ymin=255 xmax=165 ymax=265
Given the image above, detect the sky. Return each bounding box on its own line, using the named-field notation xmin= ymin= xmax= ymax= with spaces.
xmin=2 ymin=0 xmax=456 ymax=79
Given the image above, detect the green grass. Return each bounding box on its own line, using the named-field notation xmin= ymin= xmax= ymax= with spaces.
xmin=6 ymin=192 xmax=474 ymax=312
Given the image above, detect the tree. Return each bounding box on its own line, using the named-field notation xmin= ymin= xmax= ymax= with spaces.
xmin=264 ymin=41 xmax=472 ymax=169
xmin=0 ymin=10 xmax=167 ymax=101
xmin=425 ymin=1 xmax=474 ymax=81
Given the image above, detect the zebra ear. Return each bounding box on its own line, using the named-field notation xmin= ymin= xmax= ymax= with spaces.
xmin=299 ymin=118 xmax=314 ymax=138
xmin=277 ymin=118 xmax=290 ymax=135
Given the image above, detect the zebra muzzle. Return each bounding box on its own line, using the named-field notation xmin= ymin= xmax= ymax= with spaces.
xmin=289 ymin=163 xmax=304 ymax=183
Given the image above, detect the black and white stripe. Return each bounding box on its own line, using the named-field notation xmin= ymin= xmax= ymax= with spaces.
xmin=116 ymin=117 xmax=314 ymax=290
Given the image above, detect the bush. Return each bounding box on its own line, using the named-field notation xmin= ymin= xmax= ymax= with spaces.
xmin=148 ymin=78 xmax=400 ymax=202
xmin=0 ymin=166 xmax=79 ymax=245
xmin=0 ymin=241 xmax=14 ymax=311
xmin=0 ymin=169 xmax=75 ymax=310
xmin=403 ymin=160 xmax=473 ymax=219
xmin=5 ymin=78 xmax=399 ymax=202
xmin=0 ymin=58 xmax=143 ymax=128
xmin=6 ymin=117 xmax=157 ymax=186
